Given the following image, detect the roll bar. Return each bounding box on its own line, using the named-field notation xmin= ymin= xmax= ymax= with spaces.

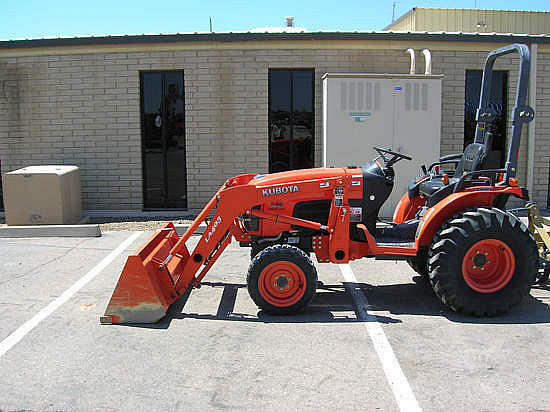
xmin=473 ymin=44 xmax=534 ymax=180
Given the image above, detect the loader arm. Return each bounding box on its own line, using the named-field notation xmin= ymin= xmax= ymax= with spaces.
xmin=164 ymin=181 xmax=257 ymax=294
xmin=100 ymin=172 xmax=333 ymax=324
xmin=101 ymin=174 xmax=257 ymax=324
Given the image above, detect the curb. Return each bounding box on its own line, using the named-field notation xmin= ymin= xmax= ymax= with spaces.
xmin=174 ymin=224 xmax=206 ymax=236
xmin=0 ymin=222 xmax=206 ymax=238
xmin=0 ymin=224 xmax=102 ymax=238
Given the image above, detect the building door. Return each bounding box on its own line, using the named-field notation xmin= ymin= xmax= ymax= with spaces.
xmin=464 ymin=70 xmax=508 ymax=169
xmin=268 ymin=69 xmax=314 ymax=173
xmin=141 ymin=71 xmax=187 ymax=209
xmin=0 ymin=159 xmax=3 ymax=211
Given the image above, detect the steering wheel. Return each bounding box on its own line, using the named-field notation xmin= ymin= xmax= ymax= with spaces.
xmin=373 ymin=146 xmax=412 ymax=167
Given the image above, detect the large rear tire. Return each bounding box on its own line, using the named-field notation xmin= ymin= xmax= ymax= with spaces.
xmin=247 ymin=244 xmax=317 ymax=315
xmin=427 ymin=207 xmax=538 ymax=316
xmin=407 ymin=257 xmax=429 ymax=283
xmin=538 ymin=264 xmax=550 ymax=284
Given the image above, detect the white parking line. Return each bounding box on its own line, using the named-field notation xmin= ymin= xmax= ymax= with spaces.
xmin=0 ymin=231 xmax=143 ymax=359
xmin=340 ymin=264 xmax=422 ymax=412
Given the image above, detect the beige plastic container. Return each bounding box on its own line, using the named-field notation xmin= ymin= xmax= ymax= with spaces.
xmin=2 ymin=165 xmax=82 ymax=225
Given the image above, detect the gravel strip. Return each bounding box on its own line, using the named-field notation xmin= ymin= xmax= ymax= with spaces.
xmin=88 ymin=217 xmax=196 ymax=232
xmin=0 ymin=216 xmax=197 ymax=232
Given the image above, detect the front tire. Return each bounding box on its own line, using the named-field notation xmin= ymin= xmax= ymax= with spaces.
xmin=250 ymin=240 xmax=310 ymax=260
xmin=247 ymin=244 xmax=317 ymax=315
xmin=250 ymin=241 xmax=268 ymax=259
xmin=427 ymin=207 xmax=538 ymax=316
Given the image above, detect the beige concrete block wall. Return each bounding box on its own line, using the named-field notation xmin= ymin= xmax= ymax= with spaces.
xmin=0 ymin=44 xmax=548 ymax=211
xmin=0 ymin=53 xmax=143 ymax=210
xmin=0 ymin=47 xmax=417 ymax=210
xmin=534 ymin=51 xmax=550 ymax=206
xmin=184 ymin=48 xmax=415 ymax=209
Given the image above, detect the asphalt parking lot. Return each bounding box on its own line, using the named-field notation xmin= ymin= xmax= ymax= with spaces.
xmin=1 ymin=231 xmax=550 ymax=411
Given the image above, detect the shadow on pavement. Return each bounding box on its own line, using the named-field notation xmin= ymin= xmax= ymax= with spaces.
xmin=176 ymin=281 xmax=400 ymax=325
xmin=120 ymin=277 xmax=550 ymax=329
xmin=367 ymin=276 xmax=550 ymax=325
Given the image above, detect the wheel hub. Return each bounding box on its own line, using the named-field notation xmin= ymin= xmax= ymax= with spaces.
xmin=275 ymin=275 xmax=290 ymax=289
xmin=258 ymin=261 xmax=305 ymax=307
xmin=472 ymin=253 xmax=486 ymax=267
xmin=462 ymin=239 xmax=515 ymax=293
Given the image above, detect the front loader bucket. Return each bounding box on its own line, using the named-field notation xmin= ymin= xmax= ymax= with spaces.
xmin=100 ymin=223 xmax=187 ymax=324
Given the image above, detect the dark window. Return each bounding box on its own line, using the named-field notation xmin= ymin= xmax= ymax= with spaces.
xmin=0 ymin=159 xmax=3 ymax=211
xmin=464 ymin=70 xmax=508 ymax=169
xmin=0 ymin=158 xmax=3 ymax=211
xmin=268 ymin=69 xmax=314 ymax=173
xmin=140 ymin=71 xmax=187 ymax=209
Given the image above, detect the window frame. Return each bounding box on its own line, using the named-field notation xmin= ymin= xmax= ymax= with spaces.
xmin=268 ymin=68 xmax=315 ymax=173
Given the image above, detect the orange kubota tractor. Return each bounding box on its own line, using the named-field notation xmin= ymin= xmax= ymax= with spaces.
xmin=101 ymin=44 xmax=537 ymax=324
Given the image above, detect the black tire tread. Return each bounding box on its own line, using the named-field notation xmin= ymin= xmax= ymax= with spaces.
xmin=427 ymin=207 xmax=538 ymax=316
xmin=250 ymin=242 xmax=265 ymax=259
xmin=247 ymin=244 xmax=317 ymax=315
xmin=250 ymin=241 xmax=310 ymax=259
xmin=407 ymin=257 xmax=429 ymax=283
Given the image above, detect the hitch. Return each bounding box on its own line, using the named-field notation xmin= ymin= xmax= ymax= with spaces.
xmin=513 ymin=203 xmax=550 ymax=284
xmin=526 ymin=203 xmax=550 ymax=284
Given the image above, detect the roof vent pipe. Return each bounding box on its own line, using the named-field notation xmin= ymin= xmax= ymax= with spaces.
xmin=422 ymin=49 xmax=432 ymax=75
xmin=405 ymin=48 xmax=415 ymax=75
xmin=286 ymin=16 xmax=294 ymax=27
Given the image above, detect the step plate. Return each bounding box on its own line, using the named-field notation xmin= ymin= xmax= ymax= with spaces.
xmin=375 ymin=241 xmax=415 ymax=249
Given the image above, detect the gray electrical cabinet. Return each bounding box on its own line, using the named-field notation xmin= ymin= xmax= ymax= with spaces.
xmin=322 ymin=73 xmax=443 ymax=217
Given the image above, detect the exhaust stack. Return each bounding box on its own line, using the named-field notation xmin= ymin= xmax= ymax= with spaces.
xmin=422 ymin=49 xmax=432 ymax=75
xmin=405 ymin=48 xmax=415 ymax=74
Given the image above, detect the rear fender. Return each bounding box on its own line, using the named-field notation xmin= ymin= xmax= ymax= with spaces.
xmin=393 ymin=192 xmax=426 ymax=224
xmin=415 ymin=187 xmax=524 ymax=247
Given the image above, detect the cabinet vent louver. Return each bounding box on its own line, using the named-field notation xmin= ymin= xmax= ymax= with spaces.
xmin=340 ymin=81 xmax=381 ymax=111
xmin=405 ymin=83 xmax=429 ymax=111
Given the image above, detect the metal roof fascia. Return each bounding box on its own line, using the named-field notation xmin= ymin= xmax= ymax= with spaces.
xmin=0 ymin=31 xmax=549 ymax=50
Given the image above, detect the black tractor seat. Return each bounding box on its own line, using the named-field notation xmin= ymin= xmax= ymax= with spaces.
xmin=408 ymin=175 xmax=458 ymax=207
xmin=419 ymin=177 xmax=458 ymax=207
xmin=419 ymin=177 xmax=456 ymax=196
xmin=409 ymin=141 xmax=490 ymax=208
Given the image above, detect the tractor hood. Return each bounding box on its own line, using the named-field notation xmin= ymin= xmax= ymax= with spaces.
xmin=250 ymin=167 xmax=346 ymax=187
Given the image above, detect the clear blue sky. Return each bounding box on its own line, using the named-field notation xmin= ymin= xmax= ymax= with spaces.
xmin=2 ymin=0 xmax=549 ymax=40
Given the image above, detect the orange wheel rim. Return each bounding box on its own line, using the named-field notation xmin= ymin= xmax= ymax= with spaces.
xmin=462 ymin=239 xmax=515 ymax=293
xmin=258 ymin=261 xmax=306 ymax=307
